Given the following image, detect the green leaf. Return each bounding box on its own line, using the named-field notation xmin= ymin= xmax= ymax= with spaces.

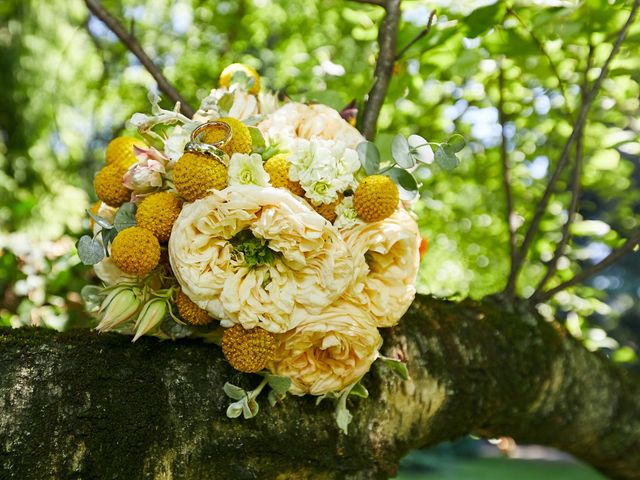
xmin=262 ymin=373 xmax=291 ymax=395
xmin=391 ymin=134 xmax=414 ymax=169
xmin=100 ymin=228 xmax=117 ymax=250
xmin=217 ymin=92 xmax=235 ymax=113
xmin=335 ymin=393 xmax=353 ymax=435
xmin=447 ymin=134 xmax=465 ymax=153
xmin=80 ymin=285 xmax=104 ymax=310
xmin=248 ymin=126 xmax=266 ymax=150
xmin=267 ymin=389 xmax=287 ymax=407
xmin=87 ymin=209 xmax=113 ymax=230
xmin=383 ymin=167 xmax=418 ymax=192
xmin=226 ymin=400 xmax=244 ymax=418
xmin=464 ymin=2 xmax=506 ymax=38
xmin=76 ymin=235 xmax=105 ymax=265
xmin=349 ymin=382 xmax=369 ymax=399
xmin=243 ymin=398 xmax=259 ymax=419
xmin=435 ymin=145 xmax=460 ymax=171
xmin=113 ymin=203 xmax=137 ymax=232
xmin=223 ymin=382 xmax=246 ymax=401
xmin=356 ymin=141 xmax=381 ymax=175
xmin=379 ymin=355 xmax=410 ymax=381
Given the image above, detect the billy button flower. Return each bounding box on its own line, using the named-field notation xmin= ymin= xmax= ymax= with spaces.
xmin=201 ymin=117 xmax=252 ymax=156
xmin=135 ymin=191 xmax=182 ymax=242
xmin=175 ymin=290 xmax=214 ymax=326
xmin=353 ymin=174 xmax=399 ymax=222
xmin=173 ymin=152 xmax=228 ymax=202
xmin=105 ymin=136 xmax=147 ymax=170
xmin=110 ymin=227 xmax=161 ymax=276
xmin=94 ymin=164 xmax=131 ymax=208
xmin=222 ymin=324 xmax=276 ymax=373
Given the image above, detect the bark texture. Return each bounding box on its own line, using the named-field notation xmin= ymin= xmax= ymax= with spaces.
xmin=0 ymin=295 xmax=638 ymax=480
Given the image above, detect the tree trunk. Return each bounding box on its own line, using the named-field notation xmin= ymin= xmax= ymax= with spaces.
xmin=1 ymin=295 xmax=638 ymax=480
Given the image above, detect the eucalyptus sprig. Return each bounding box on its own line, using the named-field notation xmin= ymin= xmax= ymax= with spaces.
xmin=77 ymin=202 xmax=137 ymax=266
xmin=356 ymin=133 xmax=465 ymax=197
xmin=224 ymin=372 xmax=292 ymax=420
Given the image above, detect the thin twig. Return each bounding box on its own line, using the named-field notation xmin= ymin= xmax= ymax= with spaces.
xmin=361 ymin=0 xmax=402 ymax=139
xmin=533 ymin=44 xmax=594 ymax=297
xmin=504 ymin=0 xmax=639 ymax=296
xmin=396 ymin=10 xmax=437 ymax=60
xmin=83 ymin=0 xmax=195 ymax=117
xmin=498 ymin=63 xmax=517 ymax=300
xmin=537 ymin=232 xmax=640 ymax=302
xmin=506 ymin=7 xmax=573 ymax=121
xmin=349 ymin=0 xmax=387 ymax=6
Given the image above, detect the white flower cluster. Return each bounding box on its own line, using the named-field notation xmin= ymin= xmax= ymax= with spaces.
xmin=287 ymin=138 xmax=359 ymax=205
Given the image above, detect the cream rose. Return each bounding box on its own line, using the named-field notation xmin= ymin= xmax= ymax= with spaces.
xmin=340 ymin=207 xmax=420 ymax=328
xmin=168 ymin=185 xmax=355 ymax=333
xmin=257 ymin=102 xmax=364 ymax=149
xmin=268 ymin=299 xmax=382 ymax=395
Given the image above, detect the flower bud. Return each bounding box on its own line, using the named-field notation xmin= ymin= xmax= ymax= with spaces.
xmin=132 ymin=299 xmax=167 ymax=342
xmin=96 ymin=287 xmax=141 ymax=332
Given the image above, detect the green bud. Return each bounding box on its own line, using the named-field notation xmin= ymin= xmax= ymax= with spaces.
xmin=96 ymin=288 xmax=141 ymax=332
xmin=132 ymin=299 xmax=167 ymax=342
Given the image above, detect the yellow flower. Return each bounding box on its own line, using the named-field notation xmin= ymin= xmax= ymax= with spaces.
xmin=219 ymin=63 xmax=261 ymax=95
xmin=354 ymin=175 xmax=399 ymax=222
xmin=340 ymin=208 xmax=420 ymax=327
xmin=263 ymin=154 xmax=304 ymax=196
xmin=94 ymin=164 xmax=131 ymax=207
xmin=201 ymin=117 xmax=252 ymax=156
xmin=105 ymin=136 xmax=146 ymax=170
xmin=135 ymin=191 xmax=182 ymax=241
xmin=175 ymin=290 xmax=213 ymax=326
xmin=168 ymin=185 xmax=355 ymax=333
xmin=268 ymin=299 xmax=381 ymax=396
xmin=222 ymin=324 xmax=276 ymax=373
xmin=173 ymin=152 xmax=228 ymax=202
xmin=111 ymin=227 xmax=161 ymax=276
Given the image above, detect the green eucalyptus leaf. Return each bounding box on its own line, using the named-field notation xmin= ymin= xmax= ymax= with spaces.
xmin=263 ymin=374 xmax=291 ymax=395
xmin=100 ymin=227 xmax=117 ymax=250
xmin=87 ymin=209 xmax=113 ymax=230
xmin=435 ymin=145 xmax=460 ymax=171
xmin=447 ymin=134 xmax=465 ymax=153
xmin=243 ymin=398 xmax=260 ymax=419
xmin=248 ymin=126 xmax=266 ymax=150
xmin=356 ymin=141 xmax=381 ymax=175
xmin=80 ymin=285 xmax=104 ymax=310
xmin=391 ymin=134 xmax=414 ymax=169
xmin=379 ymin=355 xmax=410 ymax=381
xmin=335 ymin=396 xmax=353 ymax=435
xmin=113 ymin=203 xmax=137 ymax=232
xmin=349 ymin=382 xmax=369 ymax=399
xmin=76 ymin=235 xmax=105 ymax=265
xmin=223 ymin=382 xmax=246 ymax=401
xmin=383 ymin=167 xmax=418 ymax=192
xmin=226 ymin=400 xmax=244 ymax=418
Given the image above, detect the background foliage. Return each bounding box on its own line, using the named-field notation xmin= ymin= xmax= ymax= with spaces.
xmin=0 ymin=0 xmax=637 ymax=476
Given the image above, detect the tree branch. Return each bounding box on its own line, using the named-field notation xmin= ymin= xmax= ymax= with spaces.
xmin=504 ymin=0 xmax=639 ymax=297
xmin=349 ymin=0 xmax=387 ymax=6
xmin=2 ymin=295 xmax=639 ymax=479
xmin=361 ymin=0 xmax=402 ymax=140
xmin=395 ymin=10 xmax=436 ymax=60
xmin=83 ymin=0 xmax=195 ymax=118
xmin=537 ymin=232 xmax=640 ymax=303
xmin=506 ymin=7 xmax=573 ymax=122
xmin=533 ymin=44 xmax=594 ymax=297
xmin=498 ymin=64 xmax=517 ymax=301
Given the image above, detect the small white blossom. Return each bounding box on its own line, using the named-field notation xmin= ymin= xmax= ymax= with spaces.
xmin=334 ymin=196 xmax=362 ymax=229
xmin=228 ymin=153 xmax=270 ymax=187
xmin=123 ymin=146 xmax=168 ymax=193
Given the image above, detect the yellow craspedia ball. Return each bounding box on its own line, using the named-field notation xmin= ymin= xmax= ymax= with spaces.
xmin=173 ymin=152 xmax=228 ymax=202
xmin=135 ymin=192 xmax=182 ymax=242
xmin=201 ymin=117 xmax=252 ymax=156
xmin=353 ymin=175 xmax=399 ymax=222
xmin=94 ymin=164 xmax=131 ymax=208
xmin=219 ymin=63 xmax=261 ymax=95
xmin=110 ymin=226 xmax=160 ymax=276
xmin=312 ymin=195 xmax=342 ymax=223
xmin=222 ymin=324 xmax=276 ymax=373
xmin=264 ymin=154 xmax=304 ymax=196
xmin=175 ymin=290 xmax=213 ymax=326
xmin=105 ymin=136 xmax=146 ymax=170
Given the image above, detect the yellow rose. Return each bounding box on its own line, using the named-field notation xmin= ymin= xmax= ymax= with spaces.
xmin=257 ymin=102 xmax=364 ymax=149
xmin=168 ymin=185 xmax=355 ymax=333
xmin=340 ymin=207 xmax=420 ymax=328
xmin=268 ymin=299 xmax=382 ymax=395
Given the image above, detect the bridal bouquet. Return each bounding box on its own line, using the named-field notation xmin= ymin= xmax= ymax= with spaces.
xmin=79 ymin=63 xmax=462 ymax=431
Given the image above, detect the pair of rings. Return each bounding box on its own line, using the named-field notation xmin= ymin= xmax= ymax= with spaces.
xmin=184 ymin=121 xmax=232 ymax=162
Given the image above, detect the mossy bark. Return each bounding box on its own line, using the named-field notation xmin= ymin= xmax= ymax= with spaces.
xmin=0 ymin=295 xmax=638 ymax=479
